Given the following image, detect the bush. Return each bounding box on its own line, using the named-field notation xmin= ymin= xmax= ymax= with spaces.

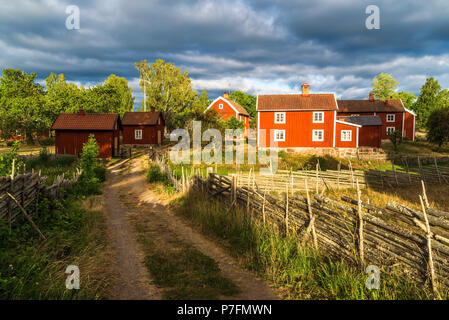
xmin=147 ymin=164 xmax=170 ymax=185
xmin=38 ymin=147 xmax=51 ymax=162
xmin=38 ymin=137 xmax=55 ymax=146
xmin=427 ymin=108 xmax=449 ymax=151
xmin=78 ymin=134 xmax=101 ymax=194
xmin=0 ymin=141 xmax=22 ymax=176
xmin=93 ymin=166 xmax=107 ymax=182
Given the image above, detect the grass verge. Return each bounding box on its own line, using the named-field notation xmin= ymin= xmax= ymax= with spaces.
xmin=0 ymin=192 xmax=111 ymax=299
xmin=171 ymin=191 xmax=433 ymax=300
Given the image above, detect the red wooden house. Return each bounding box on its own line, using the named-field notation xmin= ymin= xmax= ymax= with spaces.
xmin=121 ymin=109 xmax=164 ymax=146
xmin=51 ymin=109 xmax=121 ymax=159
xmin=257 ymin=83 xmax=382 ymax=150
xmin=206 ymin=92 xmax=250 ymax=137
xmin=337 ymin=93 xmax=416 ymax=141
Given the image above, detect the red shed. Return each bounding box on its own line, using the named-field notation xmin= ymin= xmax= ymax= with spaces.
xmin=338 ymin=116 xmax=383 ymax=148
xmin=51 ymin=110 xmax=120 ymax=159
xmin=121 ymin=110 xmax=164 ymax=146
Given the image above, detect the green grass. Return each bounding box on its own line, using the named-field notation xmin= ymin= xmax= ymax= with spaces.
xmin=171 ymin=191 xmax=434 ymax=300
xmin=382 ymin=140 xmax=449 ymax=156
xmin=132 ymin=216 xmax=240 ymax=300
xmin=0 ymin=192 xmax=110 ymax=299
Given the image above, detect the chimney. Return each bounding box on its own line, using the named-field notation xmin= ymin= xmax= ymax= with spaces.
xmin=301 ymin=83 xmax=310 ymax=96
xmin=223 ymin=92 xmax=229 ymax=99
xmin=78 ymin=109 xmax=85 ymax=115
xmin=369 ymin=92 xmax=375 ymax=102
xmin=150 ymin=106 xmax=155 ymax=112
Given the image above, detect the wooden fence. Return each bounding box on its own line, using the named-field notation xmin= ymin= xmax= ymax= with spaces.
xmin=0 ymin=170 xmax=81 ymax=236
xmin=192 ymin=173 xmax=449 ymax=294
xmin=235 ymin=159 xmax=449 ymax=193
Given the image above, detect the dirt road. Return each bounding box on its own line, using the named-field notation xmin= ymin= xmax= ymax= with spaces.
xmin=104 ymin=156 xmax=279 ymax=300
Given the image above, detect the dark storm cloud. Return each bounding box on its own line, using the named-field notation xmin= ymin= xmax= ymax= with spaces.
xmin=1 ymin=0 xmax=448 ymax=104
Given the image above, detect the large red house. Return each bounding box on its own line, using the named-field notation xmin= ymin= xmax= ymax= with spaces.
xmin=51 ymin=110 xmax=121 ymax=159
xmin=337 ymin=93 xmax=416 ymax=141
xmin=206 ymin=92 xmax=250 ymax=137
xmin=257 ymin=84 xmax=383 ymax=150
xmin=121 ymin=109 xmax=164 ymax=146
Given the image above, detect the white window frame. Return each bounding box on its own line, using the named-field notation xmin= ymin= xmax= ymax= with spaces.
xmin=274 ymin=112 xmax=286 ymax=124
xmin=386 ymin=127 xmax=396 ymax=134
xmin=219 ymin=103 xmax=223 ymax=109
xmin=274 ymin=129 xmax=285 ymax=141
xmin=351 ymin=114 xmax=360 ymax=117
xmin=341 ymin=130 xmax=352 ymax=142
xmin=386 ymin=114 xmax=395 ymax=122
xmin=313 ymin=112 xmax=324 ymax=123
xmin=312 ymin=129 xmax=324 ymax=142
xmin=135 ymin=129 xmax=143 ymax=140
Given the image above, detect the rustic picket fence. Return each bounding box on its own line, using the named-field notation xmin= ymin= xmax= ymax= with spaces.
xmin=235 ymin=158 xmax=449 ymax=193
xmin=0 ymin=169 xmax=82 ymax=239
xmin=191 ymin=172 xmax=449 ymax=295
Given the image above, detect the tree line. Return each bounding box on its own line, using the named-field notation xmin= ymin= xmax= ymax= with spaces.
xmin=371 ymin=73 xmax=449 ymax=150
xmin=0 ymin=69 xmax=135 ymax=143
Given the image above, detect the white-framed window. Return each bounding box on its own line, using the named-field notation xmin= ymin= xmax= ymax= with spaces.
xmin=351 ymin=114 xmax=360 ymax=117
xmin=341 ymin=130 xmax=352 ymax=141
xmin=387 ymin=114 xmax=395 ymax=122
xmin=219 ymin=103 xmax=223 ymax=109
xmin=313 ymin=112 xmax=324 ymax=123
xmin=274 ymin=129 xmax=285 ymax=141
xmin=15 ymin=130 xmax=21 ymax=137
xmin=312 ymin=129 xmax=324 ymax=142
xmin=274 ymin=112 xmax=286 ymax=124
xmin=386 ymin=127 xmax=396 ymax=134
xmin=135 ymin=129 xmax=142 ymax=140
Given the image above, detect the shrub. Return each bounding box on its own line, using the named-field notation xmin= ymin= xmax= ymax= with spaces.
xmin=38 ymin=147 xmax=51 ymax=162
xmin=426 ymin=108 xmax=449 ymax=151
xmin=6 ymin=140 xmax=15 ymax=147
xmin=0 ymin=141 xmax=22 ymax=176
xmin=147 ymin=163 xmax=170 ymax=185
xmin=387 ymin=130 xmax=403 ymax=152
xmin=78 ymin=134 xmax=101 ymax=194
xmin=93 ymin=166 xmax=107 ymax=182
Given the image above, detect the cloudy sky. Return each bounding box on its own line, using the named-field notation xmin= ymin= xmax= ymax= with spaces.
xmin=1 ymin=0 xmax=449 ymax=108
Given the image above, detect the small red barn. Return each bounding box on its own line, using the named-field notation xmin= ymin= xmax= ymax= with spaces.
xmin=206 ymin=92 xmax=250 ymax=137
xmin=337 ymin=93 xmax=416 ymax=141
xmin=51 ymin=110 xmax=121 ymax=159
xmin=121 ymin=109 xmax=164 ymax=146
xmin=337 ymin=116 xmax=383 ymax=148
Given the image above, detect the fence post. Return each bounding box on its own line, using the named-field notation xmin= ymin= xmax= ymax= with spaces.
xmin=262 ymin=190 xmax=266 ymax=225
xmin=315 ymin=162 xmax=319 ymax=194
xmin=392 ymin=160 xmax=399 ymax=187
xmin=356 ymin=179 xmax=365 ymax=267
xmin=285 ymin=183 xmax=289 ymax=235
xmin=419 ymin=195 xmax=438 ymax=298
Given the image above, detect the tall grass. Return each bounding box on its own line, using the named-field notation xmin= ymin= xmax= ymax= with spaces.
xmin=172 ymin=191 xmax=432 ymax=300
xmin=0 ymin=193 xmax=111 ymax=299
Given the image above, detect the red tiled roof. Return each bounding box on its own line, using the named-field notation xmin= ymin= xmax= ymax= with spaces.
xmin=257 ymin=94 xmax=337 ymax=111
xmin=224 ymin=98 xmax=249 ymax=116
xmin=51 ymin=113 xmax=119 ymax=130
xmin=337 ymin=99 xmax=405 ymax=113
xmin=121 ymin=111 xmax=163 ymax=125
